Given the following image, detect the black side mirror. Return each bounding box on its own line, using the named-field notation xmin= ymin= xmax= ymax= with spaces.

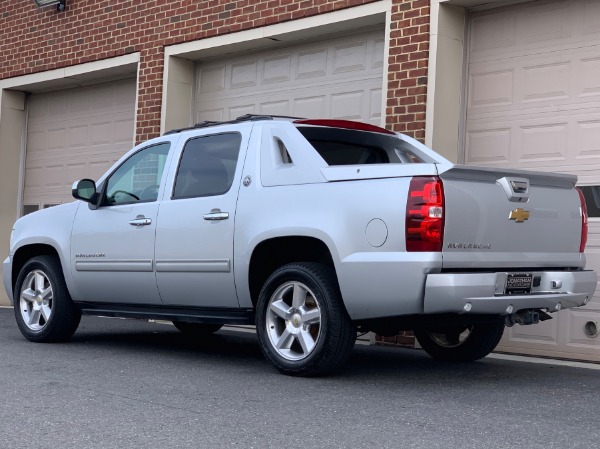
xmin=72 ymin=179 xmax=99 ymax=209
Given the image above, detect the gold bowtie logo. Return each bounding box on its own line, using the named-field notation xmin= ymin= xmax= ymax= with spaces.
xmin=509 ymin=208 xmax=530 ymax=223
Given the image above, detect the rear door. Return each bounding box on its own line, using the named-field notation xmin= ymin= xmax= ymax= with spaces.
xmin=154 ymin=126 xmax=251 ymax=308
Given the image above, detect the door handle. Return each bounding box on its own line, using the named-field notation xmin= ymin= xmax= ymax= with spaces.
xmin=129 ymin=217 xmax=152 ymax=227
xmin=203 ymin=209 xmax=229 ymax=221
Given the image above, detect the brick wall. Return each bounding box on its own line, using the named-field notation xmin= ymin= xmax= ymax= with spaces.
xmin=386 ymin=0 xmax=429 ymax=141
xmin=1 ymin=0 xmax=430 ymax=143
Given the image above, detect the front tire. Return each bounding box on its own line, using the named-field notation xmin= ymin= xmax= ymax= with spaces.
xmin=414 ymin=319 xmax=505 ymax=362
xmin=256 ymin=262 xmax=356 ymax=377
xmin=14 ymin=255 xmax=81 ymax=342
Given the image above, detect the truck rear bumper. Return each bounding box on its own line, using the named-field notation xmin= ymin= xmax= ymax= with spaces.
xmin=424 ymin=270 xmax=597 ymax=315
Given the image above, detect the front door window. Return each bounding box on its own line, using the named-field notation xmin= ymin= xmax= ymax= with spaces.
xmin=104 ymin=143 xmax=170 ymax=205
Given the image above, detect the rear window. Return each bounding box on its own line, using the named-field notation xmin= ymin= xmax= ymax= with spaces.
xmin=296 ymin=126 xmax=423 ymax=165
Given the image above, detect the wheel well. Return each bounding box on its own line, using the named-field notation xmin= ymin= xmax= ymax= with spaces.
xmin=248 ymin=236 xmax=335 ymax=307
xmin=11 ymin=244 xmax=60 ymax=293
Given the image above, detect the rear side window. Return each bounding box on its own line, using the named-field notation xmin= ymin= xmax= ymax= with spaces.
xmin=173 ymin=133 xmax=241 ymax=199
xmin=296 ymin=126 xmax=422 ymax=165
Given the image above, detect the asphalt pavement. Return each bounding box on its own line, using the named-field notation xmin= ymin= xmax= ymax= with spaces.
xmin=1 ymin=307 xmax=599 ymax=449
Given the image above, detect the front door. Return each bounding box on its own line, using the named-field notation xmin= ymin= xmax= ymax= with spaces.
xmin=155 ymin=130 xmax=248 ymax=308
xmin=70 ymin=142 xmax=172 ymax=304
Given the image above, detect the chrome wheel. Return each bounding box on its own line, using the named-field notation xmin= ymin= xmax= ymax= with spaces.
xmin=19 ymin=269 xmax=53 ymax=331
xmin=266 ymin=281 xmax=322 ymax=361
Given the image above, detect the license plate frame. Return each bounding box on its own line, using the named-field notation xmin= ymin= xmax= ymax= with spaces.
xmin=505 ymin=273 xmax=533 ymax=295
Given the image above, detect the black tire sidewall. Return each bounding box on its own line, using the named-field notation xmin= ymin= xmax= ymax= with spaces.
xmin=13 ymin=255 xmax=80 ymax=342
xmin=415 ymin=320 xmax=505 ymax=362
xmin=256 ymin=263 xmax=353 ymax=376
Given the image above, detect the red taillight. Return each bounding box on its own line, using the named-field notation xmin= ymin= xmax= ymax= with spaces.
xmin=577 ymin=187 xmax=588 ymax=253
xmin=406 ymin=177 xmax=445 ymax=252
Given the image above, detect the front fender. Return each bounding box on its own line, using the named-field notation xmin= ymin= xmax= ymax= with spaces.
xmin=9 ymin=202 xmax=80 ymax=300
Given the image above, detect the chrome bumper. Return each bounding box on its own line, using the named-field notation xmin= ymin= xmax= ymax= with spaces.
xmin=424 ymin=270 xmax=597 ymax=315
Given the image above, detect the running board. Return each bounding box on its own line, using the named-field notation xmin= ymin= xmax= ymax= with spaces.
xmin=76 ymin=302 xmax=254 ymax=325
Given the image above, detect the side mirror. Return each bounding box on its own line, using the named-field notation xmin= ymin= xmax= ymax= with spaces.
xmin=72 ymin=179 xmax=99 ymax=207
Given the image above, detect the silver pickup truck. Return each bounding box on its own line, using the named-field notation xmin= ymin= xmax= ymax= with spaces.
xmin=3 ymin=115 xmax=597 ymax=376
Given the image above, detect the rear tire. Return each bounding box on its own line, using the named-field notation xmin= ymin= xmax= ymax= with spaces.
xmin=172 ymin=321 xmax=223 ymax=336
xmin=414 ymin=319 xmax=505 ymax=362
xmin=256 ymin=262 xmax=356 ymax=377
xmin=14 ymin=255 xmax=81 ymax=343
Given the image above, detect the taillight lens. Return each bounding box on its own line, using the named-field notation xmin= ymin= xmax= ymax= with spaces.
xmin=577 ymin=187 xmax=588 ymax=253
xmin=406 ymin=177 xmax=445 ymax=252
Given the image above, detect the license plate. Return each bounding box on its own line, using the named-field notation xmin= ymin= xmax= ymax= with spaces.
xmin=505 ymin=273 xmax=533 ymax=295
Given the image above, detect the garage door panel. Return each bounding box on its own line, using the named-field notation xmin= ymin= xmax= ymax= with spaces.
xmin=521 ymin=1 xmax=571 ymax=45
xmin=47 ymin=93 xmax=68 ymax=116
xmin=574 ymin=119 xmax=600 ymax=159
xmin=470 ymin=0 xmax=599 ymax=64
xmin=566 ymin=310 xmax=600 ymax=348
xmin=231 ymin=61 xmax=258 ymax=89
xmin=45 ymin=165 xmax=65 ymax=188
xmin=503 ymin=317 xmax=560 ymax=345
xmin=583 ymin=2 xmax=600 ymax=35
xmin=195 ymin=29 xmax=384 ymax=126
xmin=228 ymin=104 xmax=256 ymax=119
xmin=297 ymin=49 xmax=327 ymax=78
xmin=198 ymin=66 xmax=226 ymax=93
xmin=468 ymin=70 xmax=514 ymax=109
xmin=373 ymin=38 xmax=385 ymax=68
xmin=292 ymin=96 xmax=326 ymax=118
xmin=578 ymin=57 xmax=600 ymax=97
xmin=66 ymin=163 xmax=87 ymax=186
xmin=470 ymin=12 xmax=516 ymax=58
xmin=369 ymin=88 xmax=383 ymax=122
xmin=517 ymin=122 xmax=567 ymax=162
xmin=259 ymin=100 xmax=290 ymax=116
xmin=465 ymin=128 xmax=511 ymax=165
xmin=90 ymin=122 xmax=112 ymax=146
xmin=468 ymin=0 xmax=600 ymax=361
xmin=332 ymin=41 xmax=368 ymax=73
xmin=331 ymin=91 xmax=364 ymax=120
xmin=469 ymin=51 xmax=600 ymax=119
xmin=25 ymin=79 xmax=135 ymax=209
xmin=70 ymin=124 xmax=91 ymax=148
xmin=466 ymin=109 xmax=600 ymax=170
xmin=195 ymin=108 xmax=225 ymax=122
xmin=264 ymin=56 xmax=291 ymax=84
xmin=522 ymin=62 xmax=570 ymax=103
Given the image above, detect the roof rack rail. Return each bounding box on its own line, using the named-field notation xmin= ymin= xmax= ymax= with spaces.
xmin=163 ymin=121 xmax=221 ymax=135
xmin=163 ymin=114 xmax=306 ymax=136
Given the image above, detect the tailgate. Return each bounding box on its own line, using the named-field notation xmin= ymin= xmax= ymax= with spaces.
xmin=438 ymin=165 xmax=584 ymax=270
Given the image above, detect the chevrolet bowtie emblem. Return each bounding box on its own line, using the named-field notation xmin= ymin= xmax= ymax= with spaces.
xmin=509 ymin=208 xmax=530 ymax=223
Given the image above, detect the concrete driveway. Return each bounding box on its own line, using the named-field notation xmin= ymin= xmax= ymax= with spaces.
xmin=0 ymin=307 xmax=598 ymax=449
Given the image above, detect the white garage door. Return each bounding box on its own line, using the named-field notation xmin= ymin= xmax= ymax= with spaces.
xmin=195 ymin=29 xmax=385 ymax=126
xmin=466 ymin=0 xmax=600 ymax=361
xmin=24 ymin=79 xmax=136 ymax=213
